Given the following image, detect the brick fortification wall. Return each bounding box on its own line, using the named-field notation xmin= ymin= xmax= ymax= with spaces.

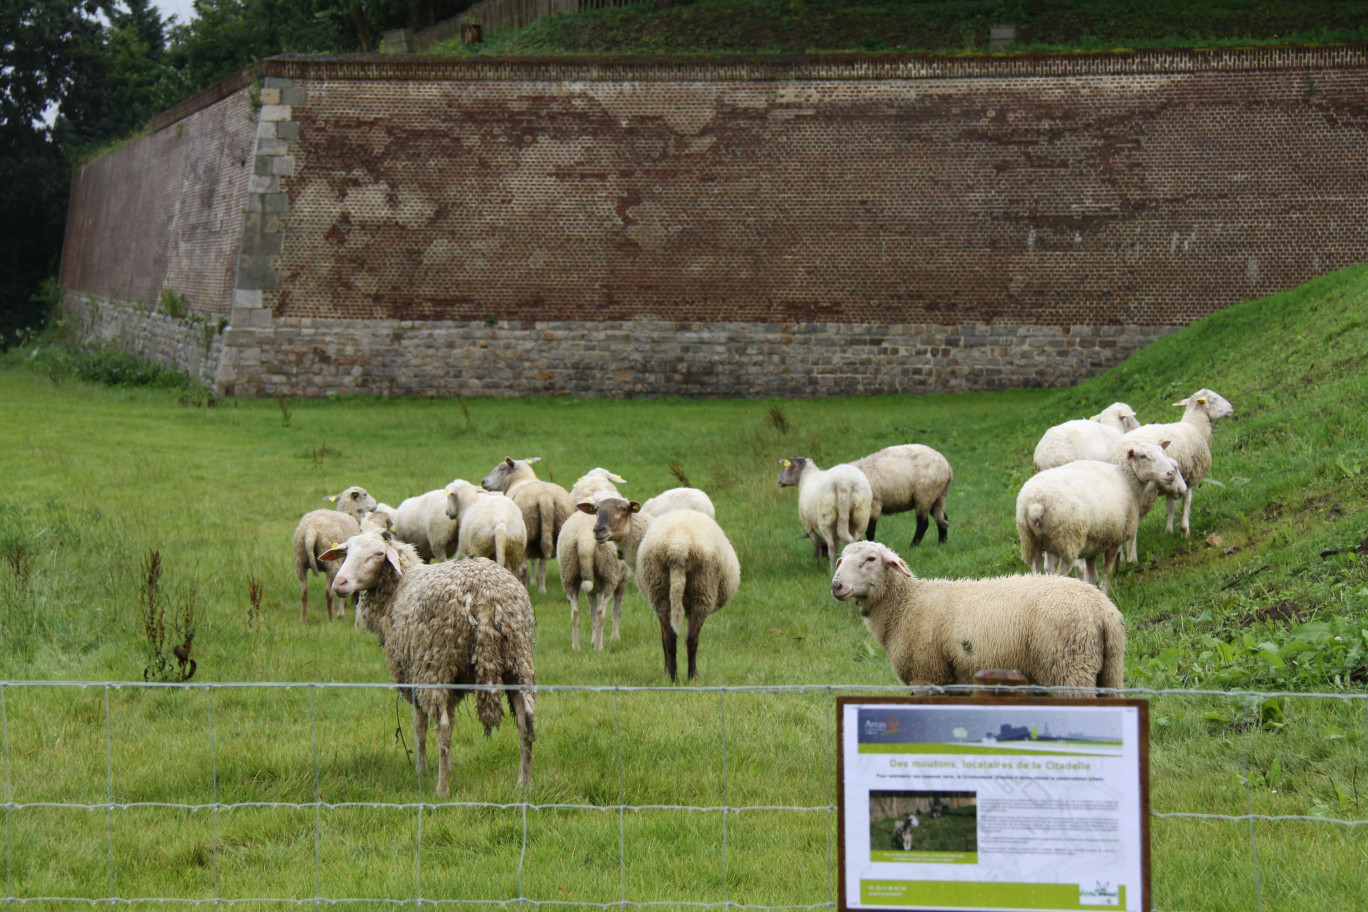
xmin=60 ymin=49 xmax=1368 ymax=398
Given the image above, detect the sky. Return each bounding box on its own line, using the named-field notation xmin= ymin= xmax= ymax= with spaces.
xmin=157 ymin=0 xmax=198 ymax=29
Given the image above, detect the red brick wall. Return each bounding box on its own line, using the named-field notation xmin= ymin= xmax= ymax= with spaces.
xmin=264 ymin=50 xmax=1368 ymax=327
xmin=60 ymin=81 xmax=257 ymax=318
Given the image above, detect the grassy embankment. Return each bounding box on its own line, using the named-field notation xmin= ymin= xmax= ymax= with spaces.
xmin=2 ymin=264 xmax=1367 ymax=907
xmin=434 ymin=0 xmax=1368 ymax=56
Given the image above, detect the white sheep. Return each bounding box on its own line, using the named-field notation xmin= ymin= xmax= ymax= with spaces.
xmin=850 ymin=444 xmax=954 ymax=546
xmin=777 ymin=457 xmax=873 ymax=573
xmin=480 ymin=457 xmax=575 ymax=595
xmin=457 ymin=491 xmax=528 ymax=580
xmin=830 ymin=541 xmax=1126 ymax=694
xmin=1016 ymin=442 xmax=1187 ymax=593
xmin=568 ymin=467 xmax=627 ymax=502
xmin=632 ymin=509 xmax=741 ymax=681
xmin=322 ymin=532 xmax=536 ymax=794
xmin=1032 ymin=402 xmax=1141 ymax=473
xmin=640 ymin=486 xmax=716 ymax=519
xmin=291 ymin=509 xmax=360 ymax=623
xmin=393 ymin=481 xmax=470 ymax=562
xmin=1113 ymin=389 xmax=1234 ymax=539
xmin=324 ymin=486 xmax=378 ymax=522
xmin=360 ymin=505 xmax=395 ymax=533
xmin=557 ymin=494 xmax=628 ymax=651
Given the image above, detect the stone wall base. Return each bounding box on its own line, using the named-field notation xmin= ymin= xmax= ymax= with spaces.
xmin=209 ymin=317 xmax=1177 ymax=399
xmin=62 ymin=294 xmax=226 ymax=387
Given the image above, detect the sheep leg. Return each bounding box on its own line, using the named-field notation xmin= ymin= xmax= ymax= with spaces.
xmin=413 ymin=705 xmax=429 ymax=778
xmin=1051 ymin=554 xmax=1075 ymax=577
xmin=1164 ymin=495 xmax=1178 ymax=534
xmin=934 ymin=505 xmax=949 ymax=543
xmin=535 ymin=558 xmax=548 ymax=595
xmin=591 ymin=591 xmax=607 ymax=652
xmin=865 ymin=516 xmax=878 ymax=541
xmin=568 ymin=589 xmax=582 ymax=651
xmin=324 ymin=582 xmax=337 ymax=621
xmin=610 ymin=578 xmax=626 ymax=642
xmin=509 ymin=689 xmax=533 ymax=788
xmin=825 ymin=534 xmax=840 ymax=575
xmin=299 ymin=579 xmax=309 ymax=624
xmin=659 ymin=614 xmax=679 ymax=682
xmin=685 ymin=609 xmax=707 ymax=680
xmin=1179 ymin=490 xmax=1193 ymax=538
xmin=910 ymin=515 xmax=930 ymax=547
xmin=435 ymin=701 xmax=453 ymax=799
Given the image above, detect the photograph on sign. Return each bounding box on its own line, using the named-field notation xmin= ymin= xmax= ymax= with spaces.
xmin=837 ymin=698 xmax=1148 ymax=912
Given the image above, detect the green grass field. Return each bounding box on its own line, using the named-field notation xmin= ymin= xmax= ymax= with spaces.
xmin=3 ymin=264 xmax=1368 ymax=908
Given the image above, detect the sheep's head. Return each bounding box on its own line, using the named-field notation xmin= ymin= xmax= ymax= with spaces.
xmin=1175 ymin=389 xmax=1234 ymax=421
xmin=360 ymin=508 xmax=394 ymax=533
xmin=326 ymin=486 xmax=378 ymax=521
xmin=831 ymin=541 xmax=912 ymax=609
xmin=1123 ymin=441 xmax=1188 ymax=497
xmin=320 ymin=531 xmax=404 ymax=597
xmin=445 ymin=479 xmax=481 ymax=520
xmin=481 ymin=456 xmax=539 ymax=492
xmin=777 ymin=457 xmax=811 ymax=488
xmin=580 ymin=494 xmax=641 ymax=543
xmin=1093 ymin=402 xmax=1140 ymax=433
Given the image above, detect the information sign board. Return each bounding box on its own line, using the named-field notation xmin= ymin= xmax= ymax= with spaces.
xmin=837 ymin=697 xmax=1149 ymax=912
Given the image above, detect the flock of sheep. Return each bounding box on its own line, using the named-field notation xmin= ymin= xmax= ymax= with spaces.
xmin=287 ymin=388 xmax=1233 ymax=793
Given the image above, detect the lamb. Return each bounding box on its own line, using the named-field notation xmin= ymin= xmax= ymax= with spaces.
xmin=557 ymin=494 xmax=628 ymax=651
xmin=777 ymin=457 xmax=873 ymax=573
xmin=850 ymin=444 xmax=954 ymax=546
xmin=1112 ymin=389 xmax=1235 ymax=539
xmin=641 ymin=486 xmax=716 ymax=519
xmin=320 ymin=531 xmax=536 ymax=794
xmin=568 ymin=467 xmax=627 ymax=502
xmin=830 ymin=541 xmax=1126 ymax=694
xmin=480 ymin=457 xmax=575 ymax=595
xmin=456 ymin=491 xmax=528 ymax=580
xmin=291 ymin=509 xmax=360 ymax=622
xmin=1032 ymin=403 xmax=1141 ymax=472
xmin=393 ymin=482 xmax=470 ymax=562
xmin=325 ymin=486 xmax=378 ymax=522
xmin=632 ymin=509 xmax=741 ymax=681
xmin=1016 ymin=442 xmax=1186 ymax=593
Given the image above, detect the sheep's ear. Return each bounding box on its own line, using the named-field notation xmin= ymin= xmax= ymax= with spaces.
xmin=382 ymin=541 xmax=404 ymax=575
xmin=610 ymin=472 xmax=626 ymax=482
xmin=887 ymin=554 xmax=913 ymax=578
xmin=504 ymin=457 xmax=515 ymax=467
xmin=317 ymin=543 xmax=347 ymax=562
xmin=1172 ymin=397 xmax=1189 ymax=407
xmin=780 ymin=458 xmax=791 ymax=467
xmin=1089 ymin=413 xmax=1100 ymax=420
xmin=526 ymin=456 xmax=541 ymax=464
xmin=576 ymin=500 xmax=597 ymax=515
xmin=1158 ymin=439 xmax=1172 ymax=451
xmin=325 ymin=494 xmax=338 ymax=502
xmin=629 ymin=501 xmax=642 ymax=513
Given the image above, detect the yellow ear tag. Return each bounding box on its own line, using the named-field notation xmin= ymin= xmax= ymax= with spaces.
xmin=781 ymin=459 xmax=791 ymax=467
xmin=1197 ymin=397 xmax=1207 ymax=404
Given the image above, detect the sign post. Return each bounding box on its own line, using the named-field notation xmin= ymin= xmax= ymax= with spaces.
xmin=837 ymin=697 xmax=1150 ymax=912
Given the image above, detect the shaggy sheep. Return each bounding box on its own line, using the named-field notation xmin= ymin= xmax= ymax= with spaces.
xmin=1113 ymin=389 xmax=1235 ymax=539
xmin=457 ymin=492 xmax=528 ymax=580
xmin=393 ymin=482 xmax=470 ymax=563
xmin=777 ymin=457 xmax=873 ymax=573
xmin=1032 ymin=402 xmax=1142 ymax=473
xmin=632 ymin=509 xmax=741 ymax=681
xmin=291 ymin=509 xmax=360 ymax=622
xmin=568 ymin=467 xmax=627 ymax=503
xmin=321 ymin=532 xmax=536 ymax=793
xmin=480 ymin=457 xmax=575 ymax=595
xmin=641 ymin=486 xmax=716 ymax=519
xmin=557 ymin=495 xmax=628 ymax=651
xmin=850 ymin=444 xmax=954 ymax=546
xmin=830 ymin=541 xmax=1125 ymax=694
xmin=325 ymin=486 xmax=378 ymax=522
xmin=1016 ymin=442 xmax=1187 ymax=593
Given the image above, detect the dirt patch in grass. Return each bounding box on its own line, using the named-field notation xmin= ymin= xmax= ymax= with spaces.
xmin=1234 ymin=600 xmax=1314 ymax=628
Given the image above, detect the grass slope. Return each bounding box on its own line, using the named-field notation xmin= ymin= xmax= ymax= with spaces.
xmin=436 ymin=0 xmax=1368 ymax=56
xmin=2 ymin=264 xmax=1367 ymax=908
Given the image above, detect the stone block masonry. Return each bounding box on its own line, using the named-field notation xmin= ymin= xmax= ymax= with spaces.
xmin=59 ymin=49 xmax=1368 ymax=399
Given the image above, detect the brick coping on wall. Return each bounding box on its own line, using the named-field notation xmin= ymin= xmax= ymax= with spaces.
xmin=146 ymin=45 xmax=1368 ymax=132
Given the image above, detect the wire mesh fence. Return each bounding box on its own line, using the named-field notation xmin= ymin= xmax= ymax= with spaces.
xmin=3 ymin=680 xmax=1365 ymax=910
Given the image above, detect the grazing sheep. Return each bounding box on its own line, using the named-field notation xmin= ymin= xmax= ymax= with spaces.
xmin=633 ymin=509 xmax=741 ymax=681
xmin=1032 ymin=403 xmax=1141 ymax=473
xmin=568 ymin=467 xmax=626 ymax=502
xmin=830 ymin=541 xmax=1125 ymax=694
xmin=291 ymin=509 xmax=360 ymax=622
xmin=557 ymin=495 xmax=628 ymax=651
xmin=457 ymin=492 xmax=528 ymax=580
xmin=325 ymin=486 xmax=378 ymax=522
xmin=1113 ymin=389 xmax=1235 ymax=539
xmin=481 ymin=457 xmax=575 ymax=595
xmin=393 ymin=482 xmax=471 ymax=563
xmin=850 ymin=444 xmax=954 ymax=546
xmin=1017 ymin=442 xmax=1187 ymax=593
xmin=641 ymin=486 xmax=716 ymax=519
xmin=321 ymin=532 xmax=536 ymax=794
xmin=777 ymin=457 xmax=873 ymax=573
